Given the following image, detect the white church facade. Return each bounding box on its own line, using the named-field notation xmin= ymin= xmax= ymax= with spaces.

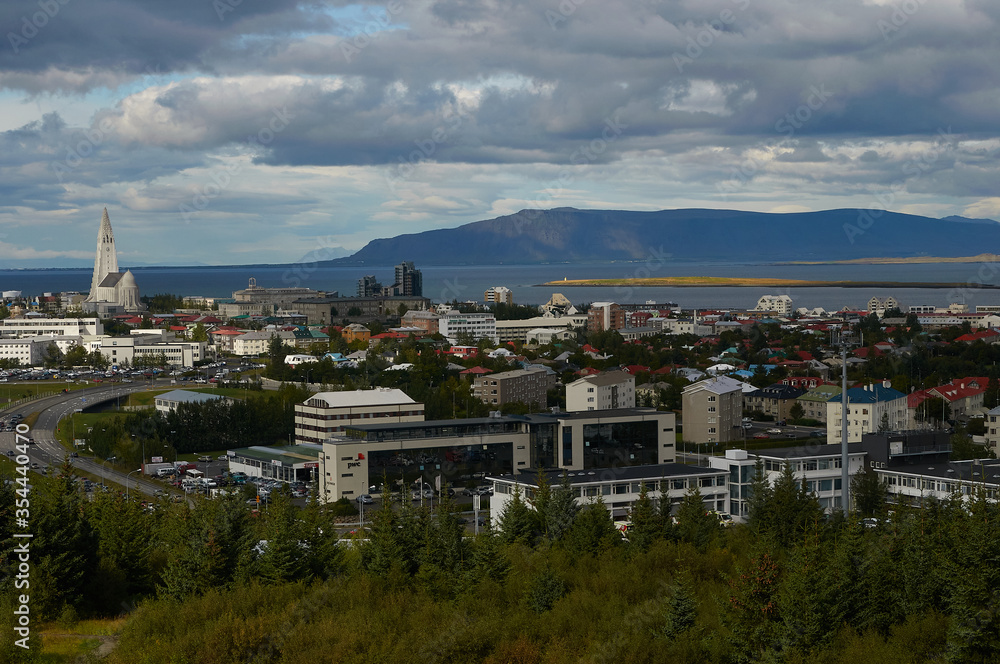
xmin=82 ymin=208 xmax=143 ymax=315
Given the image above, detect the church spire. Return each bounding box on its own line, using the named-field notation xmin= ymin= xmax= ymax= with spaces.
xmin=86 ymin=207 xmax=119 ymax=301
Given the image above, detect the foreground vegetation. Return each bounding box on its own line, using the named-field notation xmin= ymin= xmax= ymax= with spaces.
xmin=3 ymin=461 xmax=1000 ymax=663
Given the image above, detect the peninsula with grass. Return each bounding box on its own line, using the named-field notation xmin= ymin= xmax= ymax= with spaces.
xmin=540 ymin=276 xmax=1000 ymax=289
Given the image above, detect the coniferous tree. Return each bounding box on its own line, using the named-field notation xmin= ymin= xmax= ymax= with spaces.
xmin=745 ymin=458 xmax=773 ymax=537
xmin=30 ymin=460 xmax=97 ymax=616
xmin=851 ymin=465 xmax=887 ymax=517
xmin=628 ymin=483 xmax=661 ymax=551
xmin=674 ymin=485 xmax=720 ymax=550
xmin=565 ymin=496 xmax=621 ymax=555
xmin=546 ymin=472 xmax=580 ymax=543
xmin=660 ymin=572 xmax=697 ymax=638
xmin=497 ymin=485 xmax=537 ymax=546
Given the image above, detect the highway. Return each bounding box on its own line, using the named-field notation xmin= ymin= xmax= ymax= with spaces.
xmin=2 ymin=380 xmax=174 ymax=498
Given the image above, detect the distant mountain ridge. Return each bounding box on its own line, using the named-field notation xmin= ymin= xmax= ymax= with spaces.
xmin=329 ymin=208 xmax=1000 ymax=266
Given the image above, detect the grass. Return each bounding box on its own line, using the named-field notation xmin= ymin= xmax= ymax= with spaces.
xmin=35 ymin=617 xmax=125 ymax=662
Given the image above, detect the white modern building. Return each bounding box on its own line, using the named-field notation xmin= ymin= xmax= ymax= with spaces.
xmin=1 ymin=317 xmax=103 ymax=338
xmin=566 ymin=371 xmax=635 ymax=412
xmin=826 ymin=383 xmax=908 ymax=443
xmin=0 ymin=338 xmax=50 ymax=366
xmin=318 ymin=408 xmax=675 ymax=503
xmin=489 ymin=463 xmax=729 ymax=522
xmin=294 ymin=388 xmax=425 ymax=445
xmin=97 ymin=335 xmax=206 ymax=368
xmin=708 ymin=445 xmax=867 ymax=519
xmin=753 ymin=295 xmax=793 ymax=316
xmin=438 ymin=312 xmax=498 ymax=344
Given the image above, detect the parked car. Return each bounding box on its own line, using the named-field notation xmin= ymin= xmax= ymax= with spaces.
xmin=198 ymin=455 xmax=212 ymax=462
xmin=356 ymin=494 xmax=374 ymax=504
xmin=411 ymin=489 xmax=434 ymax=500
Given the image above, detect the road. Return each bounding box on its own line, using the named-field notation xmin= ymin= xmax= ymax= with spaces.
xmin=1 ymin=380 xmax=174 ymax=498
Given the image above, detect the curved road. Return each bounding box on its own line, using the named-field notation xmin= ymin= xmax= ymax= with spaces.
xmin=4 ymin=380 xmax=175 ymax=498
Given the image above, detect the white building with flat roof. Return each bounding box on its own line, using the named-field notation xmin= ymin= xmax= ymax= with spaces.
xmin=294 ymin=388 xmax=425 ymax=445
xmin=0 ymin=338 xmax=49 ymax=366
xmin=1 ymin=317 xmax=103 ymax=338
xmin=438 ymin=312 xmax=498 ymax=344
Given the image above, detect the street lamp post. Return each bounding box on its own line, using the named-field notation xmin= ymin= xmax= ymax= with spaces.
xmin=126 ymin=469 xmax=141 ymax=500
xmin=101 ymin=456 xmax=117 ymax=488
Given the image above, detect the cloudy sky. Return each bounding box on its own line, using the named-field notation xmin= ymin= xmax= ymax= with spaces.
xmin=0 ymin=0 xmax=997 ymax=266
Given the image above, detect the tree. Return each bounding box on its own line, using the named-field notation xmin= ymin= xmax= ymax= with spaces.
xmin=191 ymin=323 xmax=208 ymax=342
xmin=565 ymin=497 xmax=620 ymax=555
xmin=851 ymin=465 xmax=887 ymax=516
xmin=789 ymin=402 xmax=804 ymax=422
xmin=497 ymin=485 xmax=537 ymax=546
xmin=628 ymin=483 xmax=662 ymax=551
xmin=659 ymin=572 xmax=697 ymax=638
xmin=745 ymin=459 xmax=773 ymax=536
xmin=545 ymin=472 xmax=579 ymax=543
xmin=674 ymin=485 xmax=719 ymax=550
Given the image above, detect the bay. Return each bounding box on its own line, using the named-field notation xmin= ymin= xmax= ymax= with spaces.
xmin=1 ymin=261 xmax=999 ymax=311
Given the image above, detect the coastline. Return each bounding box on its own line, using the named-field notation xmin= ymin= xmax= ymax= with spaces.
xmin=539 ymin=277 xmax=1000 ymax=289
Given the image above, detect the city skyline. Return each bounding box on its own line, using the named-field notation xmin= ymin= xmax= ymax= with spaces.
xmin=0 ymin=0 xmax=997 ymax=266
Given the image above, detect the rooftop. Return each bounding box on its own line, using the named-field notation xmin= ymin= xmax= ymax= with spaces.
xmin=488 ymin=463 xmax=725 ymax=486
xmin=303 ymin=388 xmax=417 ymax=408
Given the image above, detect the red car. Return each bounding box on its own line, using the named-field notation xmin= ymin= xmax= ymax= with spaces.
xmin=753 ymin=433 xmax=770 ymax=439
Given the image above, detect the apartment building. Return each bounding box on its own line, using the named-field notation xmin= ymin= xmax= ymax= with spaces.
xmin=473 ymin=368 xmax=548 ymax=410
xmin=566 ymin=371 xmax=635 ymax=412
xmin=681 ymin=376 xmax=744 ymax=444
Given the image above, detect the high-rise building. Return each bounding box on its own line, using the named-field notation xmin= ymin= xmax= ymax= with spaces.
xmin=393 ymin=261 xmax=422 ymax=297
xmin=357 ymin=275 xmax=381 ymax=297
xmin=82 ymin=208 xmax=142 ymax=314
xmin=484 ymin=286 xmax=513 ymax=305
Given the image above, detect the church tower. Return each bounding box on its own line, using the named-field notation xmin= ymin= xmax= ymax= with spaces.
xmin=86 ymin=208 xmax=119 ymax=301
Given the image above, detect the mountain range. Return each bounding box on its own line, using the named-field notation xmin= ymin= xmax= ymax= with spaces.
xmin=329 ymin=208 xmax=1000 ymax=266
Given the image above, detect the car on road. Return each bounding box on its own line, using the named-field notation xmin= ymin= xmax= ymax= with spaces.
xmin=356 ymin=494 xmax=374 ymax=504
xmin=766 ymin=428 xmax=783 ymax=434
xmin=753 ymin=433 xmax=770 ymax=439
xmin=70 ymin=452 xmax=79 ymax=458
xmin=5 ymin=450 xmax=13 ymax=456
xmin=153 ymin=489 xmax=168 ymax=497
xmin=198 ymin=455 xmax=212 ymax=462
xmin=809 ymin=431 xmax=826 ymax=438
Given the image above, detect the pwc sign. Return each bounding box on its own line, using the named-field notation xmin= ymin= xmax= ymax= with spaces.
xmin=347 ymin=453 xmax=365 ymax=470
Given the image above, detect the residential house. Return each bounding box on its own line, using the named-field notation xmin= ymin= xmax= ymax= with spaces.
xmin=744 ymin=383 xmax=806 ymax=421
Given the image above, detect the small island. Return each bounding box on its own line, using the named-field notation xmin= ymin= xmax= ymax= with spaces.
xmin=540 ymin=276 xmax=1000 ymax=289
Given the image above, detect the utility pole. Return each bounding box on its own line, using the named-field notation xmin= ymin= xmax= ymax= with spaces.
xmin=838 ymin=328 xmax=856 ymax=517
